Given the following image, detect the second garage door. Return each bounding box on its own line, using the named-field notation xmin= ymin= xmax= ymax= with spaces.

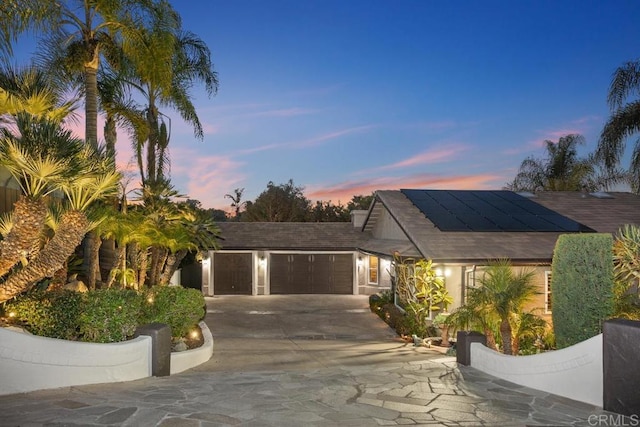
xmin=270 ymin=253 xmax=353 ymax=294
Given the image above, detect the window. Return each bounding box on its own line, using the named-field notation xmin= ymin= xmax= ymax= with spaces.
xmin=368 ymin=255 xmax=379 ymax=285
xmin=464 ymin=266 xmax=478 ymax=303
xmin=545 ymin=271 xmax=552 ymax=314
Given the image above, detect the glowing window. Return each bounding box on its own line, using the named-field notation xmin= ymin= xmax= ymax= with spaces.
xmin=368 ymin=256 xmax=379 ymax=284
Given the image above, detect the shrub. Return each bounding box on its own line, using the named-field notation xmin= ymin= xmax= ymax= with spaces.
xmin=4 ymin=290 xmax=82 ymax=340
xmin=143 ymin=286 xmax=205 ymax=338
xmin=552 ymin=234 xmax=614 ymax=348
xmin=79 ymin=289 xmax=144 ymax=343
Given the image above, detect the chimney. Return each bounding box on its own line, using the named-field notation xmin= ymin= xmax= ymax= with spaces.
xmin=350 ymin=210 xmax=368 ymax=228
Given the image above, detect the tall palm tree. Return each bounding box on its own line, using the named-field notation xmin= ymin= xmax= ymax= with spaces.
xmin=597 ymin=59 xmax=640 ymax=192
xmin=472 ymin=260 xmax=539 ymax=355
xmin=225 ymin=187 xmax=245 ymax=220
xmin=123 ymin=20 xmax=218 ymax=187
xmin=507 ymin=134 xmax=621 ymax=192
xmin=1 ymin=0 xmax=158 ymax=148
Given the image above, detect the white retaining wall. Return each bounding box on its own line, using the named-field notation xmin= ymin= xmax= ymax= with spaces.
xmin=470 ymin=334 xmax=603 ymax=406
xmin=170 ymin=322 xmax=214 ymax=375
xmin=0 ymin=321 xmax=213 ymax=396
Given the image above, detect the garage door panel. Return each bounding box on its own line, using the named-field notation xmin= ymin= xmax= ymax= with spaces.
xmin=269 ymin=253 xmax=353 ymax=294
xmin=214 ymin=253 xmax=252 ymax=295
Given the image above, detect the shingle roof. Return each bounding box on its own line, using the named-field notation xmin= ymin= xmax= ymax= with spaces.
xmin=365 ymin=190 xmax=640 ymax=263
xmin=526 ymin=192 xmax=640 ymax=235
xmin=217 ymin=222 xmax=366 ymax=251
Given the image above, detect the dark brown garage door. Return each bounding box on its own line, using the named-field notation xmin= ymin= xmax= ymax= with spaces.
xmin=214 ymin=253 xmax=252 ymax=295
xmin=270 ymin=253 xmax=353 ymax=294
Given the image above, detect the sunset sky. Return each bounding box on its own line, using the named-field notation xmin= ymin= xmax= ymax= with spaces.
xmin=13 ymin=1 xmax=640 ymax=210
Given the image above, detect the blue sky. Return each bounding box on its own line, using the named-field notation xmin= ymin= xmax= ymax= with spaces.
xmin=12 ymin=1 xmax=640 ymax=210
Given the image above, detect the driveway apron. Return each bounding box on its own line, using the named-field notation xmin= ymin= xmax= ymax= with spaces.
xmin=0 ymin=295 xmax=623 ymax=426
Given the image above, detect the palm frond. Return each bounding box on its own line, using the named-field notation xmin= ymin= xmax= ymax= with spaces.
xmin=607 ymin=60 xmax=640 ymax=110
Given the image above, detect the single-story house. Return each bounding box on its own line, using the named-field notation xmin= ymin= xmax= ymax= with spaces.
xmin=203 ymin=189 xmax=640 ymax=317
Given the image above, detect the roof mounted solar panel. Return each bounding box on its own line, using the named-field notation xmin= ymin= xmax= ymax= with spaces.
xmin=400 ymin=189 xmax=595 ymax=233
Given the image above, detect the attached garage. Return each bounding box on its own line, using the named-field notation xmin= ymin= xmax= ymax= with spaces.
xmin=207 ymin=222 xmax=368 ymax=296
xmin=213 ymin=253 xmax=252 ymax=295
xmin=269 ymin=253 xmax=353 ymax=294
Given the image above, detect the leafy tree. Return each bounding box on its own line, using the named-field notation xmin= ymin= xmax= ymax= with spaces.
xmin=310 ymin=200 xmax=349 ymax=222
xmin=597 ymin=59 xmax=640 ymax=192
xmin=507 ymin=134 xmax=621 ymax=192
xmin=243 ymin=179 xmax=311 ymax=222
xmin=347 ymin=194 xmax=374 ymax=211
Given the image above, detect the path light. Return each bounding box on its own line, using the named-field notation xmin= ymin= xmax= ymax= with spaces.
xmin=190 ymin=329 xmax=200 ymax=339
xmin=147 ymin=296 xmax=154 ymax=304
xmin=8 ymin=311 xmax=16 ymax=318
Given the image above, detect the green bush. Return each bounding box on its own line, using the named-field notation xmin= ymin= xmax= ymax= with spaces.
xmin=79 ymin=289 xmax=144 ymax=343
xmin=4 ymin=290 xmax=82 ymax=340
xmin=552 ymin=234 xmax=614 ymax=348
xmin=143 ymin=286 xmax=205 ymax=338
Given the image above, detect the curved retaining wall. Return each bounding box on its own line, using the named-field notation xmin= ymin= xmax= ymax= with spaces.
xmin=470 ymin=334 xmax=602 ymax=406
xmin=0 ymin=321 xmax=213 ymax=396
xmin=171 ymin=322 xmax=214 ymax=375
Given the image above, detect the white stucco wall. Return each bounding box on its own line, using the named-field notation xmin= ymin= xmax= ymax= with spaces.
xmin=470 ymin=334 xmax=603 ymax=406
xmin=0 ymin=321 xmax=215 ymax=395
xmin=0 ymin=328 xmax=152 ymax=395
xmin=170 ymin=322 xmax=214 ymax=374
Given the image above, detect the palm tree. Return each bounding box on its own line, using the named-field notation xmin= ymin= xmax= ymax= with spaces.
xmin=0 ymin=144 xmax=120 ymax=303
xmin=0 ymin=114 xmax=86 ymax=277
xmin=124 ymin=24 xmax=218 ymax=187
xmin=472 ymin=260 xmax=539 ymax=355
xmin=225 ymin=187 xmax=245 ymax=220
xmin=1 ymin=0 xmax=158 ymax=149
xmin=507 ymin=134 xmax=621 ymax=192
xmin=597 ymin=59 xmax=640 ymax=192
xmin=0 ymin=63 xmax=76 ymax=123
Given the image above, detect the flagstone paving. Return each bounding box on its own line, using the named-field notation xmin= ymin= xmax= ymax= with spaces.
xmin=0 ymin=295 xmax=627 ymax=426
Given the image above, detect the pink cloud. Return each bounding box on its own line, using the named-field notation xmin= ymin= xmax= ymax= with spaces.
xmin=358 ymin=145 xmax=468 ymax=174
xmin=235 ymin=125 xmax=377 ymax=155
xmin=306 ymin=173 xmax=502 ymax=204
xmin=170 ymin=147 xmax=247 ymax=209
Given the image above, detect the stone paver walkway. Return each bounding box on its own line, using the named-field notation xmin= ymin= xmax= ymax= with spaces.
xmin=0 ymin=295 xmax=625 ymax=426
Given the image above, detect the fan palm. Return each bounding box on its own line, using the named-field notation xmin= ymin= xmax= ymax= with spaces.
xmin=0 ymin=145 xmax=120 ymax=302
xmin=0 ymin=115 xmax=86 ymax=277
xmin=0 ymin=63 xmax=76 ymax=123
xmin=597 ymin=59 xmax=640 ymax=192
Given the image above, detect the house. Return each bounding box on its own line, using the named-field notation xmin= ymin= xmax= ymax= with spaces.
xmin=203 ymin=190 xmax=640 ymax=317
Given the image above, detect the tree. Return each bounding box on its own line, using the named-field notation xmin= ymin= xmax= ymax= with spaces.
xmin=597 ymin=59 xmax=640 ymax=192
xmin=121 ymin=10 xmax=218 ymax=188
xmin=225 ymin=188 xmax=245 ymax=220
xmin=464 ymin=260 xmax=538 ymax=355
xmin=347 ymin=194 xmax=374 ymax=211
xmin=243 ymin=180 xmax=311 ymax=222
xmin=507 ymin=134 xmax=620 ymax=192
xmin=0 ymin=63 xmax=76 ymax=123
xmin=1 ymin=0 xmax=158 ymax=149
xmin=0 ymin=138 xmax=120 ymax=303
xmin=310 ymin=200 xmax=349 ymax=222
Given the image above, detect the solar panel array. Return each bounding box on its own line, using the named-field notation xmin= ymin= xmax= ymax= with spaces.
xmin=401 ymin=189 xmax=594 ymax=232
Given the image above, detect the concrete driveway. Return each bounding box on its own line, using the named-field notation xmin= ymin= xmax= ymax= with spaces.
xmin=201 ymin=295 xmax=435 ymax=372
xmin=0 ymin=295 xmax=618 ymax=426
